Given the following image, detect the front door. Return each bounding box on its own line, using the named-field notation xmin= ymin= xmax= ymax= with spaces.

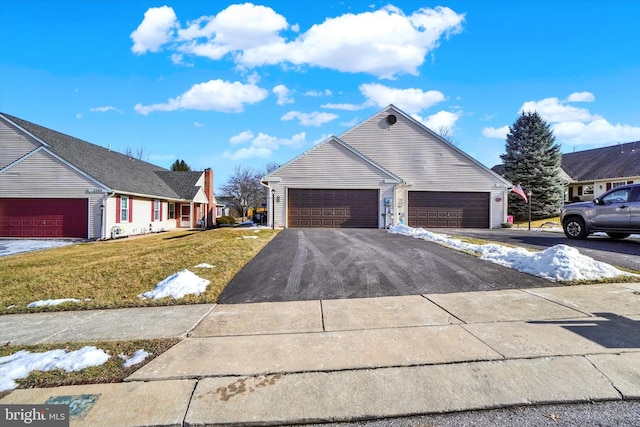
xmin=180 ymin=205 xmax=191 ymax=228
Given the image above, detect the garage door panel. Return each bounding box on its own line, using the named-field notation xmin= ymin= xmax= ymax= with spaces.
xmin=0 ymin=198 xmax=88 ymax=238
xmin=289 ymin=189 xmax=379 ymax=228
xmin=408 ymin=192 xmax=489 ymax=228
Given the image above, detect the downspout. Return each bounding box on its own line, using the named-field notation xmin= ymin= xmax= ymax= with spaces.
xmin=101 ymin=192 xmax=115 ymax=240
xmin=260 ymin=180 xmax=272 ymax=228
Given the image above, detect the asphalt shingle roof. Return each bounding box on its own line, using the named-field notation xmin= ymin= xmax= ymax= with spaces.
xmin=2 ymin=113 xmax=201 ymax=200
xmin=491 ymin=141 xmax=640 ymax=182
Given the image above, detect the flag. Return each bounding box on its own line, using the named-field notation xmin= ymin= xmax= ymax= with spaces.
xmin=512 ymin=184 xmax=528 ymax=203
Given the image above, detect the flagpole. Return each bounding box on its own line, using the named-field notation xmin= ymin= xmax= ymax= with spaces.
xmin=528 ymin=191 xmax=532 ymax=231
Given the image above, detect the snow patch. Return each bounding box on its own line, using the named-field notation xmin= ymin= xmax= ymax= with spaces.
xmin=139 ymin=269 xmax=210 ymax=300
xmin=389 ymin=225 xmax=635 ymax=281
xmin=0 ymin=240 xmax=75 ymax=257
xmin=27 ymin=298 xmax=82 ymax=308
xmin=119 ymin=349 xmax=151 ymax=368
xmin=194 ymin=263 xmax=214 ymax=268
xmin=0 ymin=346 xmax=110 ymax=392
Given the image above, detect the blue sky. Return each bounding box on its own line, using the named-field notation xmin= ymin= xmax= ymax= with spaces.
xmin=2 ymin=1 xmax=639 ymax=193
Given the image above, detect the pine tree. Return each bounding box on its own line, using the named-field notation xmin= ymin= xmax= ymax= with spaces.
xmin=170 ymin=159 xmax=191 ymax=171
xmin=500 ymin=111 xmax=564 ymax=220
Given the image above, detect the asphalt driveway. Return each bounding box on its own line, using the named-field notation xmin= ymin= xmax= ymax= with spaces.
xmin=217 ymin=228 xmax=555 ymax=304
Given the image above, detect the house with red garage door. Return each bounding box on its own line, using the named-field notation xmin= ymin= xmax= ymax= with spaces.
xmin=262 ymin=105 xmax=512 ymax=229
xmin=0 ymin=113 xmax=216 ymax=240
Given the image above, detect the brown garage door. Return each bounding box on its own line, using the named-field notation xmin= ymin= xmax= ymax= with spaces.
xmin=408 ymin=191 xmax=489 ymax=228
xmin=0 ymin=198 xmax=88 ymax=238
xmin=288 ymin=189 xmax=379 ymax=228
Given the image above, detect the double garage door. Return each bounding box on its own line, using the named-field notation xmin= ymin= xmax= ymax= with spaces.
xmin=288 ymin=189 xmax=379 ymax=228
xmin=0 ymin=198 xmax=88 ymax=238
xmin=408 ymin=191 xmax=489 ymax=228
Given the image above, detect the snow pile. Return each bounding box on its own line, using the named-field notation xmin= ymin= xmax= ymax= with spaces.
xmin=194 ymin=263 xmax=214 ymax=268
xmin=27 ymin=298 xmax=82 ymax=308
xmin=0 ymin=346 xmax=110 ymax=392
xmin=237 ymin=235 xmax=258 ymax=240
xmin=389 ymin=225 xmax=635 ymax=281
xmin=139 ymin=269 xmax=210 ymax=300
xmin=119 ymin=349 xmax=151 ymax=368
xmin=0 ymin=240 xmax=75 ymax=257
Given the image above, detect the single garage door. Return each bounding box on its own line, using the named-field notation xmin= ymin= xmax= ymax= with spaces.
xmin=408 ymin=191 xmax=489 ymax=228
xmin=0 ymin=198 xmax=88 ymax=238
xmin=288 ymin=189 xmax=379 ymax=228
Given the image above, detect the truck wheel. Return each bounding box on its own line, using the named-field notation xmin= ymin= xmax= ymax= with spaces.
xmin=563 ymin=217 xmax=587 ymax=239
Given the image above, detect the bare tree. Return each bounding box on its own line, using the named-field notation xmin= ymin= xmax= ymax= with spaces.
xmin=436 ymin=126 xmax=456 ymax=145
xmin=220 ymin=166 xmax=263 ymax=221
xmin=124 ymin=145 xmax=149 ymax=160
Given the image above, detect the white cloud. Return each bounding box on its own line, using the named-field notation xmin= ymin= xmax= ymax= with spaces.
xmin=359 ymin=83 xmax=445 ymax=113
xmin=130 ymin=6 xmax=178 ymax=54
xmin=229 ymin=130 xmax=255 ymax=145
xmin=281 ymin=111 xmax=339 ymax=126
xmin=305 ymin=89 xmax=332 ymax=97
xmin=482 ymin=125 xmax=510 ymax=139
xmin=321 ymin=102 xmax=364 ymax=111
xmin=273 ymin=84 xmax=294 ymax=105
xmin=194 ymin=122 xmax=204 ymax=127
xmin=552 ymin=119 xmax=640 ymax=146
xmin=134 ymin=79 xmax=268 ymax=114
xmin=132 ymin=4 xmax=465 ymax=79
xmin=225 ymin=131 xmax=306 ymax=160
xmin=413 ymin=110 xmax=461 ymax=131
xmin=90 ymin=106 xmax=123 ymax=114
xmin=520 ymin=97 xmax=594 ymax=123
xmin=567 ymin=91 xmax=595 ymax=103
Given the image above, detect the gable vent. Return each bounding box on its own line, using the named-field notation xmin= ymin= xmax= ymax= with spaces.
xmin=386 ymin=114 xmax=397 ymax=125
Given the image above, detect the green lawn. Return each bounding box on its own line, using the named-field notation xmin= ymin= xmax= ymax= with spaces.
xmin=0 ymin=228 xmax=279 ymax=315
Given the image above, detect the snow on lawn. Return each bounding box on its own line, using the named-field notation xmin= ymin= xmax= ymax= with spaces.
xmin=119 ymin=349 xmax=151 ymax=368
xmin=0 ymin=346 xmax=110 ymax=392
xmin=139 ymin=269 xmax=210 ymax=300
xmin=0 ymin=240 xmax=76 ymax=257
xmin=27 ymin=298 xmax=82 ymax=308
xmin=389 ymin=225 xmax=636 ymax=281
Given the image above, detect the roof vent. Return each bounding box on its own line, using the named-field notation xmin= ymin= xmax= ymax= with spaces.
xmin=386 ymin=114 xmax=397 ymax=125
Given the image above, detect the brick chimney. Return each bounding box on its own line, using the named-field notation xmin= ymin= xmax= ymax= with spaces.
xmin=204 ymin=168 xmax=215 ymax=227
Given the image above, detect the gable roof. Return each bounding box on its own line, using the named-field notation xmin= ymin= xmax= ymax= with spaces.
xmin=561 ymin=141 xmax=640 ymax=181
xmin=492 ymin=141 xmax=640 ymax=182
xmin=340 ymin=104 xmax=512 ymax=187
xmin=262 ymin=135 xmax=403 ymax=183
xmin=1 ymin=113 xmax=201 ymax=200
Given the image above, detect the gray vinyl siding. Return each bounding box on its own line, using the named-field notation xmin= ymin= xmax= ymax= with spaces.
xmin=341 ymin=110 xmax=503 ymax=191
xmin=0 ymin=121 xmax=42 ymax=169
xmin=266 ymin=139 xmax=397 ymax=228
xmin=0 ymin=149 xmax=104 ymax=238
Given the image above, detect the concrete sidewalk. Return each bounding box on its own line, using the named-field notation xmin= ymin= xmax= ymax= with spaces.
xmin=2 ymin=283 xmax=640 ymax=426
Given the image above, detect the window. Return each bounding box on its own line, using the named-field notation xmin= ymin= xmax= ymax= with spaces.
xmin=153 ymin=200 xmax=161 ymax=221
xmin=583 ymin=185 xmax=594 ymax=195
xmin=168 ymin=203 xmax=175 ymax=219
xmin=612 ymin=182 xmax=626 ymax=189
xmin=120 ymin=196 xmax=129 ymax=222
xmin=602 ymin=188 xmax=629 ymax=204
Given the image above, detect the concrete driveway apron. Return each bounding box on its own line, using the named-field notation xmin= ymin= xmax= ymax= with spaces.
xmin=218 ymin=228 xmax=555 ymax=303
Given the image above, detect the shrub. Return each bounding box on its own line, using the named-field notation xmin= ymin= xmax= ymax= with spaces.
xmin=216 ymin=216 xmax=236 ymax=225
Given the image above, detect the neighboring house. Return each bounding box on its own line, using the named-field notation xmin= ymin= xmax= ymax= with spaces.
xmin=262 ymin=105 xmax=512 ymax=229
xmin=492 ymin=141 xmax=640 ymax=202
xmin=0 ymin=113 xmax=216 ymax=240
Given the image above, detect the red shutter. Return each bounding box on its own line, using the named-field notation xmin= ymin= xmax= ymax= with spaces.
xmin=129 ymin=198 xmax=133 ymax=222
xmin=151 ymin=200 xmax=155 ymax=222
xmin=628 ymin=181 xmax=634 ymax=184
xmin=116 ymin=196 xmax=121 ymax=223
xmin=606 ymin=183 xmax=612 ymax=191
xmin=160 ymin=202 xmax=163 ymax=221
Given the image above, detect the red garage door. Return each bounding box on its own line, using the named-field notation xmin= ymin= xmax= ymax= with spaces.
xmin=0 ymin=198 xmax=88 ymax=238
xmin=288 ymin=189 xmax=379 ymax=228
xmin=408 ymin=191 xmax=489 ymax=228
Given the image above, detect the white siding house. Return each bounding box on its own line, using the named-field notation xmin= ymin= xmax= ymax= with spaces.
xmin=0 ymin=113 xmax=216 ymax=240
xmin=263 ymin=105 xmax=512 ymax=229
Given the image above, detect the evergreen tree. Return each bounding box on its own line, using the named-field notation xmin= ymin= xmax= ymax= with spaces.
xmin=500 ymin=111 xmax=564 ymax=220
xmin=170 ymin=159 xmax=191 ymax=171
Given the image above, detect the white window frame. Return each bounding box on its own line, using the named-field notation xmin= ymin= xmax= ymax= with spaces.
xmin=153 ymin=200 xmax=161 ymax=221
xmin=120 ymin=196 xmax=129 ymax=222
xmin=168 ymin=203 xmax=175 ymax=219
